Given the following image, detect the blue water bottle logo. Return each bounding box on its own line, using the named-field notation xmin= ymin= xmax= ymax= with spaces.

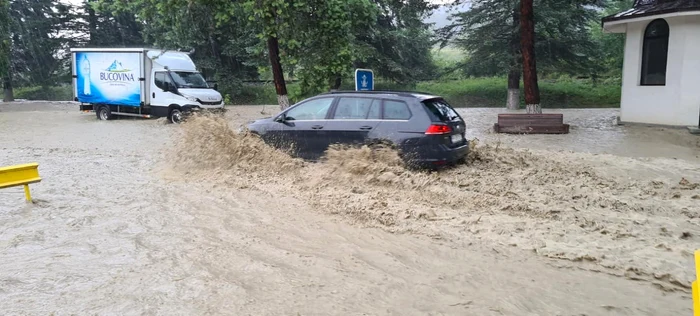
xmin=80 ymin=55 xmax=91 ymax=95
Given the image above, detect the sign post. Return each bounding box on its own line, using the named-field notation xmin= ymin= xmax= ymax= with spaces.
xmin=354 ymin=69 xmax=374 ymax=91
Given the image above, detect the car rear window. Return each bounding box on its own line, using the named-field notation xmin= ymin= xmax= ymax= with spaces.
xmin=383 ymin=100 xmax=411 ymax=120
xmin=422 ymin=98 xmax=462 ymax=122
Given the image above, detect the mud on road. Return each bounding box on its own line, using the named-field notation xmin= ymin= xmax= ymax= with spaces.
xmin=1 ymin=102 xmax=699 ymax=315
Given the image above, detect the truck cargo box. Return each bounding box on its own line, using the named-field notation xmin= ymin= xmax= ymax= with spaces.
xmin=72 ymin=49 xmax=145 ymax=107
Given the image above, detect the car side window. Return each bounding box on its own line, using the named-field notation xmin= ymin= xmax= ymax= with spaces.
xmin=285 ymin=97 xmax=334 ymax=121
xmin=367 ymin=99 xmax=381 ymax=119
xmin=383 ymin=100 xmax=411 ymax=120
xmin=155 ymin=72 xmax=168 ymax=90
xmin=332 ymin=97 xmax=376 ymax=119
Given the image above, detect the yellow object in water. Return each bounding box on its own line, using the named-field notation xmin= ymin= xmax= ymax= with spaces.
xmin=695 ymin=250 xmax=700 ymax=316
xmin=695 ymin=281 xmax=699 ymax=316
xmin=0 ymin=163 xmax=41 ymax=202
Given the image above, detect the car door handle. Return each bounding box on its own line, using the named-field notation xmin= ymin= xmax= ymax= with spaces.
xmin=359 ymin=126 xmax=373 ymax=130
xmin=152 ymin=92 xmax=155 ymax=98
xmin=311 ymin=125 xmax=324 ymax=130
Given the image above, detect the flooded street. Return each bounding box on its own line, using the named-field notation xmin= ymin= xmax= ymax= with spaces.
xmin=1 ymin=102 xmax=699 ymax=315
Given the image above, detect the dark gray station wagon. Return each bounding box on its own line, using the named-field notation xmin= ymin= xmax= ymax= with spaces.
xmin=246 ymin=90 xmax=469 ymax=168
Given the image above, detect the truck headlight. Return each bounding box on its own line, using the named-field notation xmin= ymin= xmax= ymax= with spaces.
xmin=182 ymin=95 xmax=198 ymax=102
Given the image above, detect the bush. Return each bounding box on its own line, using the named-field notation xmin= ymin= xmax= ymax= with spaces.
xmin=14 ymin=86 xmax=73 ymax=101
xmin=224 ymin=84 xmax=278 ymax=105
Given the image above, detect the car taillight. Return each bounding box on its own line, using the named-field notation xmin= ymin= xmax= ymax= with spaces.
xmin=425 ymin=124 xmax=452 ymax=135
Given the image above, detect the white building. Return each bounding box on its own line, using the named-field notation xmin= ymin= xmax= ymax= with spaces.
xmin=602 ymin=0 xmax=700 ymax=127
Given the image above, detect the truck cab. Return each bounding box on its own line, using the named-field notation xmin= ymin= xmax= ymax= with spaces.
xmin=71 ymin=48 xmax=225 ymax=123
xmin=147 ymin=50 xmax=224 ymax=123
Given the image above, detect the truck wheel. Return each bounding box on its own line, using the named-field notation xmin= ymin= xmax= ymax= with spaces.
xmin=96 ymin=105 xmax=113 ymax=121
xmin=168 ymin=108 xmax=183 ymax=124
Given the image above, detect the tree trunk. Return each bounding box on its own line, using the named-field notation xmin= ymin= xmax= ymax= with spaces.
xmin=267 ymin=36 xmax=289 ymax=110
xmin=507 ymin=6 xmax=521 ymax=110
xmin=520 ymin=0 xmax=541 ymax=114
xmin=87 ymin=0 xmax=97 ymax=44
xmin=2 ymin=76 xmax=13 ymax=102
xmin=507 ymin=68 xmax=520 ymax=110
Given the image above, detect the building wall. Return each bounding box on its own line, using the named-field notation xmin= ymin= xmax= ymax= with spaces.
xmin=620 ymin=15 xmax=700 ymax=126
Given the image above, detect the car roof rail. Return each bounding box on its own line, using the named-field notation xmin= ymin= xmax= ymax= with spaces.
xmin=321 ymin=90 xmax=438 ymax=98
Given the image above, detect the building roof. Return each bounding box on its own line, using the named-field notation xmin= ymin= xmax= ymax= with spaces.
xmin=602 ymin=0 xmax=700 ymax=24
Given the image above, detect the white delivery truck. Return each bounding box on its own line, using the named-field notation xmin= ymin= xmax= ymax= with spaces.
xmin=70 ymin=48 xmax=225 ymax=123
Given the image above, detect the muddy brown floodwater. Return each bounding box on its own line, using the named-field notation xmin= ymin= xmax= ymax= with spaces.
xmin=1 ymin=102 xmax=699 ymax=315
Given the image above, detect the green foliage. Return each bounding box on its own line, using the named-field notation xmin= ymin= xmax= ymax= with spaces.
xmin=95 ymin=0 xmax=262 ymax=97
xmin=221 ymin=80 xmax=413 ymax=105
xmin=7 ymin=0 xmax=438 ymax=99
xmin=224 ymin=85 xmax=276 ymax=105
xmin=217 ymin=77 xmax=619 ymax=108
xmin=9 ymin=0 xmax=77 ymax=87
xmin=589 ymin=0 xmax=633 ymax=77
xmin=354 ymin=0 xmax=437 ymax=83
xmin=432 ymin=47 xmax=467 ymax=80
xmin=84 ymin=0 xmax=144 ymax=47
xmin=440 ymin=0 xmax=611 ymax=78
xmin=14 ymin=85 xmax=72 ymax=101
xmin=439 ymin=0 xmax=519 ymax=77
xmin=287 ymin=0 xmax=376 ymax=96
xmin=0 ymin=0 xmax=10 ymax=81
xmin=4 ymin=0 xmax=630 ymax=108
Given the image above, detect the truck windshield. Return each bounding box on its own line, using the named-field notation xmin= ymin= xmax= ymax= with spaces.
xmin=170 ymin=71 xmax=209 ymax=89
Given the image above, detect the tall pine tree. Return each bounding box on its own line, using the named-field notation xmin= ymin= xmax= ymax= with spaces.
xmin=1 ymin=0 xmax=12 ymax=101
xmin=440 ymin=0 xmax=604 ymax=109
xmin=9 ymin=0 xmax=74 ymax=90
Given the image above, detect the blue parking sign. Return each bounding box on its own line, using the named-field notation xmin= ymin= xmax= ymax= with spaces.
xmin=355 ymin=69 xmax=374 ymax=91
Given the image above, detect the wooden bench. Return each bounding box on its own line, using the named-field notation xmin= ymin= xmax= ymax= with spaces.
xmin=493 ymin=113 xmax=570 ymax=134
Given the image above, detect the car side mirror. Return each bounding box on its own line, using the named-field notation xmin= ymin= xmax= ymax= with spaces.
xmin=275 ymin=113 xmax=286 ymax=122
xmin=213 ymin=83 xmax=218 ymax=91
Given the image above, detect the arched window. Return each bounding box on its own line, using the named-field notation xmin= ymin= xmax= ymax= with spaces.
xmin=641 ymin=19 xmax=669 ymax=86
